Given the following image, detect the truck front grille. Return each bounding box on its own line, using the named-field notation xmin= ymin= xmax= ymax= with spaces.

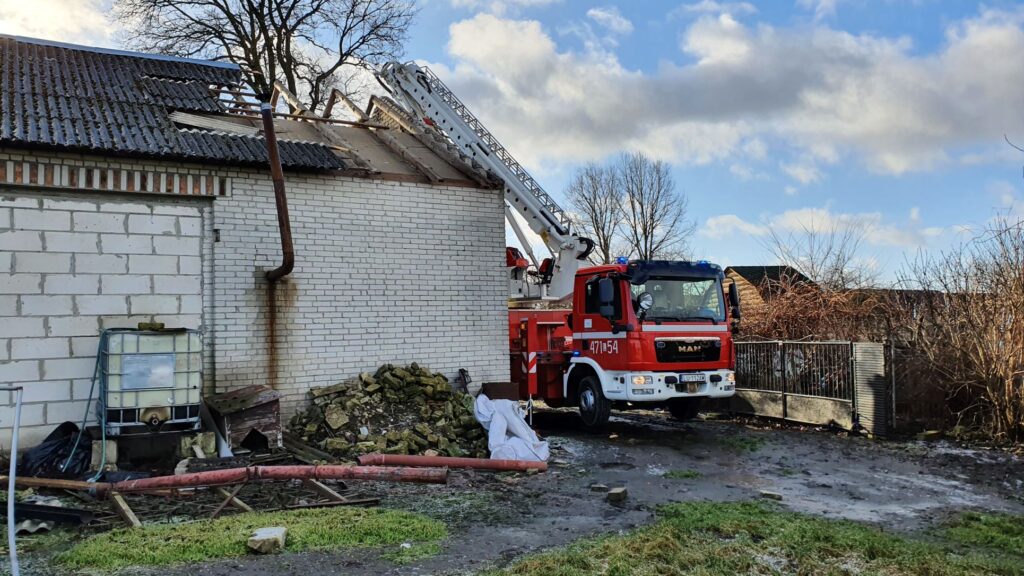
xmin=655 ymin=339 xmax=721 ymax=363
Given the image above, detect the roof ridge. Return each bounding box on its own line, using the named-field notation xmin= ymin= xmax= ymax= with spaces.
xmin=0 ymin=34 xmax=239 ymax=70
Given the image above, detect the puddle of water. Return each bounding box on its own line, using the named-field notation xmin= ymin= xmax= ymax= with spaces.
xmin=646 ymin=464 xmax=667 ymax=476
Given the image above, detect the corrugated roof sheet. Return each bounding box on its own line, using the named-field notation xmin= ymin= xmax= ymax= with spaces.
xmin=0 ymin=36 xmax=345 ymax=171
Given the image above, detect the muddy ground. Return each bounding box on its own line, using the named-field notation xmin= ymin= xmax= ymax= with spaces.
xmin=151 ymin=409 xmax=1023 ymax=576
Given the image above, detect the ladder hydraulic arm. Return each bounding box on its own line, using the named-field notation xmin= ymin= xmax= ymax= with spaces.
xmin=377 ymin=61 xmax=593 ymax=299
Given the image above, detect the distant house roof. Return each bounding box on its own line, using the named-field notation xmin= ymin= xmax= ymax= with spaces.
xmin=0 ymin=35 xmax=346 ymax=171
xmin=726 ymin=265 xmax=812 ymax=287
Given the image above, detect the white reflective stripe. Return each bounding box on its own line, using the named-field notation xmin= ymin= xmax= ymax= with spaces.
xmin=571 ymin=332 xmax=627 ymax=340
xmin=655 ymin=337 xmax=721 ymax=342
xmin=641 ymin=324 xmax=728 ymax=332
xmin=522 ymin=352 xmax=537 ymax=374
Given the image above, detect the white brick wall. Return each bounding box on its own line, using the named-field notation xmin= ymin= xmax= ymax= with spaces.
xmin=0 ymin=148 xmax=508 ymax=446
xmin=212 ymin=171 xmax=509 ymax=417
xmin=1 ymin=163 xmax=209 ymax=445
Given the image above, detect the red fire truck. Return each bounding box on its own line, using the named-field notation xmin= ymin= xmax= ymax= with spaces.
xmin=379 ymin=63 xmax=739 ymax=426
xmin=509 ymin=259 xmax=739 ymax=426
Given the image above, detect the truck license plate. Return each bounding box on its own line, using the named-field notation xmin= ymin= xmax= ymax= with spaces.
xmin=680 ymin=374 xmax=705 ymax=382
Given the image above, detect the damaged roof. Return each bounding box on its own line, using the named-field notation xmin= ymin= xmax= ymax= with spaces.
xmin=0 ymin=35 xmax=345 ymax=171
xmin=0 ymin=35 xmax=497 ymax=186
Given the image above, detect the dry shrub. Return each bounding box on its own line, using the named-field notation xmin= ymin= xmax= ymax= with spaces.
xmin=900 ymin=217 xmax=1024 ymax=442
xmin=739 ymin=273 xmax=895 ymax=341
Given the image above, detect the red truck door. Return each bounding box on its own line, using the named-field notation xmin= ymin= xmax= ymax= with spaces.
xmin=575 ymin=275 xmax=630 ymax=366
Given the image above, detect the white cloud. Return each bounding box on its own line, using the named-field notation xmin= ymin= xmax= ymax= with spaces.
xmin=704 ymin=205 xmax=952 ymax=248
xmin=798 ymin=0 xmax=842 ymax=20
xmin=909 ymin=206 xmax=920 ymax=222
xmin=742 ymin=138 xmax=768 ymax=160
xmin=784 ymin=185 xmax=799 ymax=196
xmin=702 ymin=214 xmax=769 ymax=238
xmin=586 ymin=6 xmax=633 ymax=36
xmin=429 ymin=7 xmax=1024 ymax=175
xmin=767 ymin=206 xmax=948 ymax=248
xmin=682 ymin=12 xmax=751 ymax=65
xmin=779 ymin=160 xmax=822 ymax=184
xmin=675 ymin=1 xmax=757 ymax=17
xmin=451 ymin=0 xmax=559 ymax=16
xmin=0 ymin=0 xmax=112 ymax=46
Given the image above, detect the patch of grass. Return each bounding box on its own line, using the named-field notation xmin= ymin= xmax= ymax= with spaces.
xmin=390 ymin=491 xmax=505 ymax=527
xmin=57 ymin=507 xmax=446 ymax=571
xmin=481 ymin=501 xmax=1022 ymax=576
xmin=382 ymin=541 xmax=443 ymax=565
xmin=717 ymin=434 xmax=765 ymax=452
xmin=943 ymin=511 xmax=1024 ymax=555
xmin=663 ymin=469 xmax=702 ymax=479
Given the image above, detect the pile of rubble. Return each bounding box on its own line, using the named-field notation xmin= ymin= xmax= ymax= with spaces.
xmin=288 ymin=363 xmax=488 ymax=460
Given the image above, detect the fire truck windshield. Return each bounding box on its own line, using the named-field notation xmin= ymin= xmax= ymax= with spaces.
xmin=631 ymin=276 xmax=725 ymax=322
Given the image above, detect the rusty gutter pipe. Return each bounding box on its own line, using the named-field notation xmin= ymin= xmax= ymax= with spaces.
xmin=261 ymin=102 xmax=294 ymax=282
xmin=358 ymin=453 xmax=547 ymax=472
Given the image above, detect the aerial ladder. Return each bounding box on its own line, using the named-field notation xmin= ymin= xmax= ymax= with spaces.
xmin=377 ymin=61 xmax=594 ymax=301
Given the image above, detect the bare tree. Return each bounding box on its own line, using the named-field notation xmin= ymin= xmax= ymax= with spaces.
xmin=765 ymin=218 xmax=875 ymax=291
xmin=114 ymin=0 xmax=416 ymax=112
xmin=899 ymin=216 xmax=1024 ymax=441
xmin=565 ymin=163 xmax=623 ymax=265
xmin=618 ymin=152 xmax=694 ymax=260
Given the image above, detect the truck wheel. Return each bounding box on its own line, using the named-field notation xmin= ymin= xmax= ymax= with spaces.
xmin=578 ymin=376 xmax=611 ymax=428
xmin=668 ymin=398 xmax=703 ymax=421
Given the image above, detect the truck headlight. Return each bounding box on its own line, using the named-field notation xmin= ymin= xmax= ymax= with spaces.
xmin=631 ymin=375 xmax=653 ymax=386
xmin=727 ymin=372 xmax=736 ymax=383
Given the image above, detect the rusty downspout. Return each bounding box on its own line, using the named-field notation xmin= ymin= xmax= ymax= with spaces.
xmin=261 ymin=102 xmax=294 ymax=282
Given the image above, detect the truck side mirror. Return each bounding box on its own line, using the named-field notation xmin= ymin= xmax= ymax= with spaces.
xmin=598 ymin=277 xmax=615 ymax=318
xmin=728 ymin=282 xmax=741 ymax=320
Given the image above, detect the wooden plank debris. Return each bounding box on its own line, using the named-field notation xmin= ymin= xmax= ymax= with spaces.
xmin=109 ymin=492 xmax=141 ymax=528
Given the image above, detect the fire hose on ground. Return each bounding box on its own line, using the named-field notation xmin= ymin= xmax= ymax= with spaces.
xmin=1 ymin=464 xmax=447 ymax=497
xmin=358 ymin=453 xmax=547 ymax=472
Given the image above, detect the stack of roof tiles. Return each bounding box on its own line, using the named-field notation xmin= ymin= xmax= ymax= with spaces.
xmin=0 ymin=36 xmax=345 ymax=170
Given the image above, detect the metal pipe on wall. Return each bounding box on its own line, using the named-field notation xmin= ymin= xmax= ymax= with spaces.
xmin=260 ymin=102 xmax=294 ymax=282
xmin=2 ymin=386 xmax=24 ymax=576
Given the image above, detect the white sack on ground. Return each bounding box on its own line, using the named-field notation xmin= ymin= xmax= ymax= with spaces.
xmin=474 ymin=394 xmax=549 ymax=462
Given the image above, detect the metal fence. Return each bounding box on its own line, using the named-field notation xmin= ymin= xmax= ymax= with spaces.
xmin=732 ymin=340 xmax=890 ymax=434
xmin=736 ymin=341 xmax=853 ymax=401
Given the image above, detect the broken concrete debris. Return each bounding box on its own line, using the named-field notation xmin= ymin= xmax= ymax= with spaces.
xmin=289 ymin=363 xmax=489 ymax=459
xmin=248 ymin=526 xmax=287 ymax=554
xmin=606 ymin=487 xmax=628 ymax=503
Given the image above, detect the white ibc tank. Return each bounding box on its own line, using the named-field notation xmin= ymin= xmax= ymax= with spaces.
xmin=101 ymin=329 xmax=203 ymax=435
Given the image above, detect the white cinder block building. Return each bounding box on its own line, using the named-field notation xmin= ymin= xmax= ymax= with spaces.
xmin=0 ymin=36 xmax=509 ymax=446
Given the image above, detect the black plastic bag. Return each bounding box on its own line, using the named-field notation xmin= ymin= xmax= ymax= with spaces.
xmin=17 ymin=422 xmax=91 ymax=479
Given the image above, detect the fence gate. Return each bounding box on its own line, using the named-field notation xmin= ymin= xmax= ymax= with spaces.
xmin=730 ymin=341 xmax=890 ymax=435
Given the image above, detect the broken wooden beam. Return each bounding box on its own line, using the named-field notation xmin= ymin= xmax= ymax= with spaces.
xmin=215 ymin=486 xmax=253 ymax=512
xmin=302 ymin=479 xmax=346 ymax=502
xmin=109 ymin=492 xmax=141 ymax=528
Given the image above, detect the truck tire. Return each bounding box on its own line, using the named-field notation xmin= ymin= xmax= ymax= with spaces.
xmin=578 ymin=376 xmax=611 ymax=428
xmin=667 ymin=398 xmax=703 ymax=421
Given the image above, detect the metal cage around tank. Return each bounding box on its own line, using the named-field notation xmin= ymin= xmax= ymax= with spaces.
xmin=98 ymin=328 xmax=203 ymax=436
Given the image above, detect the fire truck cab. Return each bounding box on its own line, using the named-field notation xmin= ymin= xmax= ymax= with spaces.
xmin=511 ymin=259 xmax=740 ymax=427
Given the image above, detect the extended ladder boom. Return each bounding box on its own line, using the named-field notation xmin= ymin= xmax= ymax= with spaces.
xmin=377 ymin=61 xmax=592 ymax=299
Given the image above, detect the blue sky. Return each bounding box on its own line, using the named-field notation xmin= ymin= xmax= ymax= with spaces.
xmin=400 ymin=0 xmax=1024 ymax=277
xmin=3 ymin=0 xmax=1022 ymax=278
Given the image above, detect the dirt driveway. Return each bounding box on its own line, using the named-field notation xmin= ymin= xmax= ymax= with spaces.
xmin=168 ymin=410 xmax=1024 ymax=576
